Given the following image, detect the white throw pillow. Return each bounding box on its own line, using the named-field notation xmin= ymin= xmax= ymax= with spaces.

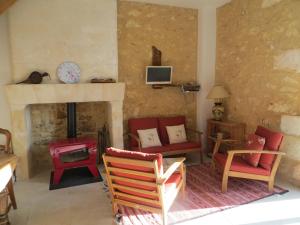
xmin=166 ymin=124 xmax=187 ymax=144
xmin=137 ymin=128 xmax=162 ymax=148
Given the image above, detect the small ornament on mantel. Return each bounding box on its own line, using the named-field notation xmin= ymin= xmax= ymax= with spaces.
xmin=152 ymin=46 xmax=162 ymax=66
xmin=90 ymin=78 xmax=116 ymax=83
xmin=16 ymin=71 xmax=50 ymax=84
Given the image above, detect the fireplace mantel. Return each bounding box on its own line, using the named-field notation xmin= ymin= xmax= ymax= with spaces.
xmin=5 ymin=83 xmax=125 ymax=105
xmin=5 ymin=83 xmax=125 ymax=179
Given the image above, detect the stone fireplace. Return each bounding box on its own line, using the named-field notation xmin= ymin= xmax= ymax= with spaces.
xmin=5 ymin=83 xmax=125 ymax=179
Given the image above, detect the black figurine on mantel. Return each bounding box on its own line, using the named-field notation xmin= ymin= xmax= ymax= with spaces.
xmin=152 ymin=46 xmax=162 ymax=66
xmin=16 ymin=71 xmax=50 ymax=84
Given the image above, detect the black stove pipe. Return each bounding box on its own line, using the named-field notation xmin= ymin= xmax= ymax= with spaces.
xmin=67 ymin=103 xmax=77 ymax=138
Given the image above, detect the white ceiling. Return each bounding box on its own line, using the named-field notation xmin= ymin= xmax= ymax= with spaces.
xmin=123 ymin=0 xmax=231 ymax=8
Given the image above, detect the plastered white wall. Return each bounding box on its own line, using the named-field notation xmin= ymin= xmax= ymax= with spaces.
xmin=197 ymin=6 xmax=216 ymax=151
xmin=8 ymin=0 xmax=118 ymax=83
xmin=0 ymin=12 xmax=12 ymax=132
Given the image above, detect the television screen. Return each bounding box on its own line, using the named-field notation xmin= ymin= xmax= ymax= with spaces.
xmin=146 ymin=66 xmax=172 ymax=84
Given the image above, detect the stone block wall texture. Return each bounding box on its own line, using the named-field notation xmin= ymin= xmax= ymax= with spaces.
xmin=216 ymin=0 xmax=300 ymax=133
xmin=118 ymin=1 xmax=198 ymax=132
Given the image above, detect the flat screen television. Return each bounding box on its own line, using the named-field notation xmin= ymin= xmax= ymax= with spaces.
xmin=146 ymin=66 xmax=172 ymax=84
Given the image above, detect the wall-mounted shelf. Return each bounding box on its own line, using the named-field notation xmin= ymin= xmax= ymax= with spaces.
xmin=151 ymin=83 xmax=200 ymax=93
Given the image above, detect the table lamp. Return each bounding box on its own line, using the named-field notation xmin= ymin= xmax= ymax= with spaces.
xmin=207 ymin=85 xmax=230 ymax=121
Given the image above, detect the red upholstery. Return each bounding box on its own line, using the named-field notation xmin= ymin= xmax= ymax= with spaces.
xmin=166 ymin=142 xmax=201 ymax=151
xmin=244 ymin=134 xmax=265 ymax=167
xmin=132 ymin=142 xmax=201 ymax=154
xmin=128 ymin=117 xmax=159 ymax=148
xmin=214 ymin=153 xmax=271 ymax=176
xmin=255 ymin=126 xmax=284 ymax=170
xmin=106 ymin=147 xmax=163 ymax=173
xmin=132 ymin=146 xmax=169 ymax=153
xmin=158 ymin=116 xmax=186 ymax=145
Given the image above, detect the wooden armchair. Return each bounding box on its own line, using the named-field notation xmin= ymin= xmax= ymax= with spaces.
xmin=213 ymin=126 xmax=285 ymax=193
xmin=103 ymin=147 xmax=186 ymax=225
xmin=0 ymin=129 xmax=13 ymax=154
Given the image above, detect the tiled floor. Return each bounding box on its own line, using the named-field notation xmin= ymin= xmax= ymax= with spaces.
xmin=9 ymin=157 xmax=300 ymax=225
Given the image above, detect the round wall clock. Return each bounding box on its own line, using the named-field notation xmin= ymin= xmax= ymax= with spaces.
xmin=57 ymin=61 xmax=80 ymax=84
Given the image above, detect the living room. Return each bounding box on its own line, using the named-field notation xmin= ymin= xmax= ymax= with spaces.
xmin=0 ymin=0 xmax=299 ymax=224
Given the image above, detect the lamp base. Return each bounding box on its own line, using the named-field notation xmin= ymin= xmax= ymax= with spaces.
xmin=212 ymin=102 xmax=225 ymax=121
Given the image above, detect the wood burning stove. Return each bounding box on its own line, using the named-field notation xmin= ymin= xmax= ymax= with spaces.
xmin=49 ymin=103 xmax=99 ymax=185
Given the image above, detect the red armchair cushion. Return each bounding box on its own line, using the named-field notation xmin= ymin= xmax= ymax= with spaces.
xmin=255 ymin=126 xmax=284 ymax=170
xmin=132 ymin=142 xmax=201 ymax=154
xmin=106 ymin=147 xmax=163 ymax=175
xmin=128 ymin=117 xmax=159 ymax=148
xmin=244 ymin=134 xmax=265 ymax=167
xmin=214 ymin=153 xmax=270 ymax=176
xmin=158 ymin=116 xmax=186 ymax=145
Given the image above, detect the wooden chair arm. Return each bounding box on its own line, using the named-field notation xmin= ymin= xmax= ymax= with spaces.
xmin=157 ymin=157 xmax=185 ymax=184
xmin=227 ymin=150 xmax=286 ymax=156
xmin=0 ymin=128 xmax=12 ymax=154
xmin=125 ymin=133 xmax=142 ymax=151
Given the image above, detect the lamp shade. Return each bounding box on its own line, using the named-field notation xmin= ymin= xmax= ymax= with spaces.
xmin=207 ymin=85 xmax=230 ymax=99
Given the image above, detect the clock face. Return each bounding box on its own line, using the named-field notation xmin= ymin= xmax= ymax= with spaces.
xmin=57 ymin=62 xmax=80 ymax=84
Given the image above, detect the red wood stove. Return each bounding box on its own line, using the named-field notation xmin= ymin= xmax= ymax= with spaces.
xmin=49 ymin=137 xmax=99 ymax=185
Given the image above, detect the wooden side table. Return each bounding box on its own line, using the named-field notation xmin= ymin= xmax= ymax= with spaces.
xmin=206 ymin=119 xmax=246 ymax=156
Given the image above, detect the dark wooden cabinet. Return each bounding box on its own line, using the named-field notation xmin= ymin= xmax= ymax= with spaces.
xmin=206 ymin=119 xmax=246 ymax=156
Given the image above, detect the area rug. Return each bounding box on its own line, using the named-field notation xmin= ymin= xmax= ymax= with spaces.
xmin=118 ymin=164 xmax=288 ymax=225
xmin=49 ymin=166 xmax=102 ymax=190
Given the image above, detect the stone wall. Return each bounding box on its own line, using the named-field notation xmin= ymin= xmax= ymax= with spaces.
xmin=118 ymin=1 xmax=198 ymax=132
xmin=216 ymin=0 xmax=300 ymax=133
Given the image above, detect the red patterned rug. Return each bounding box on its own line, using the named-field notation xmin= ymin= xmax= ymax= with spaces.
xmin=118 ymin=164 xmax=288 ymax=225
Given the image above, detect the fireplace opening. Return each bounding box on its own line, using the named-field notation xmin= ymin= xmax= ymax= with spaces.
xmin=30 ymin=102 xmax=109 ymax=173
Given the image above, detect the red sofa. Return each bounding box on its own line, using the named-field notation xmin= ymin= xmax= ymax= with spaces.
xmin=127 ymin=116 xmax=203 ymax=162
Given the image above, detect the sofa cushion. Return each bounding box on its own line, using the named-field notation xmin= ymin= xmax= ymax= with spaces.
xmin=128 ymin=117 xmax=159 ymax=148
xmin=132 ymin=146 xmax=169 ymax=154
xmin=166 ymin=124 xmax=187 ymax=144
xmin=158 ymin=116 xmax=186 ymax=145
xmin=165 ymin=142 xmax=201 ymax=151
xmin=255 ymin=126 xmax=284 ymax=170
xmin=214 ymin=152 xmax=270 ymax=176
xmin=132 ymin=142 xmax=201 ymax=154
xmin=244 ymin=134 xmax=265 ymax=167
xmin=137 ymin=128 xmax=162 ymax=148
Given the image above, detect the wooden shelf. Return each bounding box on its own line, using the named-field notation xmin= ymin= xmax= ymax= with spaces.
xmin=151 ymin=83 xmax=200 ymax=92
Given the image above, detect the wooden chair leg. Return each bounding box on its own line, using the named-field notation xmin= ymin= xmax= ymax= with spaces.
xmin=268 ymin=179 xmax=274 ymax=192
xmin=211 ymin=160 xmax=216 ymax=170
xmin=180 ymin=165 xmax=186 ymax=199
xmin=221 ymin=173 xmax=228 ymax=193
xmin=112 ymin=200 xmax=118 ymax=215
xmin=200 ymin=150 xmax=203 ymax=164
xmin=7 ymin=178 xmax=17 ymax=209
xmin=162 ymin=210 xmax=168 ymax=225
